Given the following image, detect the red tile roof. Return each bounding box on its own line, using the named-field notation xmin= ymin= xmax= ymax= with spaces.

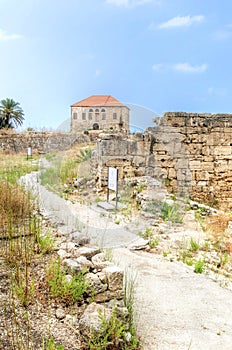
xmin=71 ymin=95 xmax=128 ymax=108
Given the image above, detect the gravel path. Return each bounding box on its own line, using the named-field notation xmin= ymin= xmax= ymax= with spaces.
xmin=21 ymin=170 xmax=232 ymax=350
xmin=21 ymin=171 xmax=140 ymax=248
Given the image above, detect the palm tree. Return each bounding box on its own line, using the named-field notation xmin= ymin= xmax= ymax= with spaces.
xmin=0 ymin=98 xmax=24 ymax=129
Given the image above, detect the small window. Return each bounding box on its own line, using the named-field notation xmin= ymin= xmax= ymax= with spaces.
xmin=101 ymin=108 xmax=106 ymax=112
xmin=82 ymin=112 xmax=86 ymax=120
xmin=89 ymin=113 xmax=92 ymax=120
xmin=113 ymin=112 xmax=117 ymax=120
xmin=95 ymin=109 xmax=99 ymax=113
xmin=89 ymin=108 xmax=93 ymax=112
xmin=102 ymin=113 xmax=106 ymax=120
xmin=73 ymin=112 xmax=77 ymax=120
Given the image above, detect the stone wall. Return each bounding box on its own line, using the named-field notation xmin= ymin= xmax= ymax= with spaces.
xmin=92 ymin=112 xmax=232 ymax=209
xmin=0 ymin=131 xmax=89 ymax=153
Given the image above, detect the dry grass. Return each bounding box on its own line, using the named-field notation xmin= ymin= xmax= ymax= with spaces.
xmin=205 ymin=213 xmax=232 ymax=253
xmin=0 ymin=181 xmax=33 ymax=238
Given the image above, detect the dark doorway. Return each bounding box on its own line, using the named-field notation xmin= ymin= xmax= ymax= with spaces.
xmin=93 ymin=123 xmax=99 ymax=130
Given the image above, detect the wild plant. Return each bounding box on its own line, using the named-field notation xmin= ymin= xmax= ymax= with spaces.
xmin=86 ymin=305 xmax=139 ymax=350
xmin=159 ymin=201 xmax=184 ymax=223
xmin=194 ymin=260 xmax=205 ymax=274
xmin=12 ymin=264 xmax=35 ymax=307
xmin=45 ymin=258 xmax=89 ymax=304
xmin=76 ymin=148 xmax=92 ymax=163
xmin=189 ymin=238 xmax=200 ymax=252
xmin=42 ymin=338 xmax=64 ymax=350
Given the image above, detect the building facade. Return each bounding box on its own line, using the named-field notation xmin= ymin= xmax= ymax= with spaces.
xmin=70 ymin=95 xmax=130 ymax=133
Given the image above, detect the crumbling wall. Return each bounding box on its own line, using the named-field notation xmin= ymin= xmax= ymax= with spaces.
xmin=92 ymin=112 xmax=232 ymax=209
xmin=0 ymin=131 xmax=89 ymax=153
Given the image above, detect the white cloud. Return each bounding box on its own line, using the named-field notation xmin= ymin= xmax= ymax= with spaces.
xmin=213 ymin=29 xmax=232 ymax=42
xmin=152 ymin=63 xmax=165 ymax=72
xmin=94 ymin=69 xmax=101 ymax=77
xmin=105 ymin=0 xmax=154 ymax=8
xmin=173 ymin=63 xmax=207 ymax=73
xmin=158 ymin=15 xmax=204 ymax=29
xmin=152 ymin=62 xmax=207 ymax=74
xmin=208 ymin=87 xmax=227 ymax=97
xmin=0 ymin=28 xmax=22 ymax=41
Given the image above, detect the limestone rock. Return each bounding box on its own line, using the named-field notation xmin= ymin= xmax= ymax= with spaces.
xmin=79 ymin=303 xmax=112 ymax=338
xmin=86 ymin=272 xmax=107 ymax=295
xmin=60 ymin=242 xmax=76 ymax=252
xmin=102 ymin=265 xmax=124 ymax=292
xmin=92 ymin=289 xmax=124 ymax=303
xmin=57 ymin=249 xmax=70 ymax=260
xmin=63 ymin=258 xmax=82 ymax=274
xmin=55 ymin=308 xmax=66 ymax=320
xmin=74 ymin=246 xmax=100 ymax=258
xmin=92 ymin=252 xmax=114 ymax=269
xmin=76 ymin=255 xmax=93 ymax=270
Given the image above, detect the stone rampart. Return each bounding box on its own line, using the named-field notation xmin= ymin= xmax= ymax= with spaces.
xmin=0 ymin=131 xmax=89 ymax=153
xmin=92 ymin=112 xmax=232 ymax=209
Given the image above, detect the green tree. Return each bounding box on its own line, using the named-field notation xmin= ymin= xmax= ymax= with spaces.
xmin=0 ymin=98 xmax=24 ymax=129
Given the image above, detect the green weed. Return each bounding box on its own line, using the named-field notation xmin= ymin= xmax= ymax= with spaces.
xmin=194 ymin=260 xmax=205 ymax=274
xmin=190 ymin=238 xmax=200 ymax=252
xmin=42 ymin=338 xmax=64 ymax=350
xmin=76 ymin=148 xmax=92 ymax=163
xmin=149 ymin=236 xmax=159 ymax=249
xmin=46 ymin=258 xmax=89 ymax=304
xmin=159 ymin=201 xmax=183 ymax=223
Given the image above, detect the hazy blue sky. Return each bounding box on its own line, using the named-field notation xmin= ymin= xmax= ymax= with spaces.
xmin=1 ymin=0 xmax=232 ymax=130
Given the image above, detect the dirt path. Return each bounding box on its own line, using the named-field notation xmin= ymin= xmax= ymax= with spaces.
xmin=113 ymin=248 xmax=232 ymax=350
xmin=21 ymin=170 xmax=232 ymax=350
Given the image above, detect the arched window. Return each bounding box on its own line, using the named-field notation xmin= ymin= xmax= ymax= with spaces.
xmin=95 ymin=109 xmax=99 ymax=113
xmin=89 ymin=109 xmax=93 ymax=120
xmin=101 ymin=108 xmax=106 ymax=120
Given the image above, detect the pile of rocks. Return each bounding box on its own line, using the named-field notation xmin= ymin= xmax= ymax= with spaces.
xmin=56 ymin=242 xmax=131 ymax=342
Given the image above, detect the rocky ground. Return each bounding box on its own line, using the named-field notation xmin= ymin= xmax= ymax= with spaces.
xmin=1 ymin=165 xmax=232 ymax=349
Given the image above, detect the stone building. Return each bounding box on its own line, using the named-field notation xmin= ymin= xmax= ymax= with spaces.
xmin=70 ymin=95 xmax=130 ymax=133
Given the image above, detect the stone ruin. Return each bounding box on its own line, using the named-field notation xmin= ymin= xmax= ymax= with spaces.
xmin=91 ymin=112 xmax=232 ymax=209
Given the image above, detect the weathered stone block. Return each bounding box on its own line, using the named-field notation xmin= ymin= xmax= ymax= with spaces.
xmin=63 ymin=258 xmax=82 ymax=274
xmin=76 ymin=256 xmax=93 ymax=270
xmin=86 ymin=273 xmax=107 ymax=295
xmin=92 ymin=289 xmax=124 ymax=303
xmin=132 ymin=156 xmax=146 ymax=167
xmin=79 ymin=303 xmax=112 ymax=338
xmin=74 ymin=247 xmax=100 ymax=258
xmin=214 ymin=160 xmax=228 ymax=173
xmin=201 ymin=162 xmax=214 ymax=172
xmin=195 ymin=171 xmax=210 ymax=181
xmin=168 ymin=168 xmax=176 ymax=178
xmin=213 ymin=146 xmax=232 ymax=156
xmin=189 ymin=160 xmax=201 ymax=170
xmin=102 ymin=265 xmax=124 ymax=292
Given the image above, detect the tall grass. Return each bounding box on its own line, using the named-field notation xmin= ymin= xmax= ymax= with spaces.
xmin=0 ymin=181 xmax=33 ymax=238
xmin=40 ymin=156 xmax=77 ymax=188
xmin=0 ymin=150 xmax=38 ymax=184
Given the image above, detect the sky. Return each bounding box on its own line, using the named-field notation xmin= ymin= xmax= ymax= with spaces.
xmin=1 ymin=0 xmax=232 ymax=130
